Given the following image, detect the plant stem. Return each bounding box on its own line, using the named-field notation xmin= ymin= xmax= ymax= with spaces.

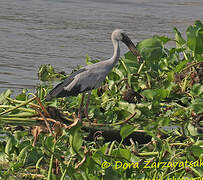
xmin=47 ymin=154 xmax=54 ymax=180
xmin=137 ymin=61 xmax=145 ymax=74
xmin=137 ymin=152 xmax=159 ymax=156
xmin=0 ymin=96 xmax=36 ymax=116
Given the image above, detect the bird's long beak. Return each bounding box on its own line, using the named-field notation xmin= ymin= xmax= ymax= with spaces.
xmin=122 ymin=35 xmax=142 ymax=62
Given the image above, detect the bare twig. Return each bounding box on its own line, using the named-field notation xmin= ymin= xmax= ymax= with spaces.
xmin=35 ymin=96 xmax=50 ymax=118
xmin=30 ymin=105 xmax=53 ymax=135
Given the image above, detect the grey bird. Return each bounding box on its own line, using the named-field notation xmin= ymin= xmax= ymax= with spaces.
xmin=46 ymin=29 xmax=140 ymax=122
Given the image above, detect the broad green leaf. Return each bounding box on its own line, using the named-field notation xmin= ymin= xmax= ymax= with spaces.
xmin=196 ymin=28 xmax=203 ymax=54
xmin=181 ymin=97 xmax=190 ymax=106
xmin=153 ymin=35 xmax=171 ymax=44
xmin=194 ymin=140 xmax=203 ymax=146
xmin=118 ymin=148 xmax=131 ymax=161
xmin=167 ymin=71 xmax=174 ymax=82
xmin=112 ymin=148 xmax=131 ymax=161
xmin=18 ymin=145 xmax=31 ymax=163
xmin=174 ymin=27 xmax=186 ymax=47
xmin=174 ymin=59 xmax=189 ymax=73
xmin=120 ymin=125 xmax=136 ymax=139
xmin=118 ymin=101 xmax=136 ymax=114
xmin=191 ymin=83 xmax=203 ymax=96
xmin=137 ymin=38 xmax=163 ymax=62
xmin=14 ymin=131 xmax=29 ymax=141
xmin=187 ymin=26 xmax=197 ymax=53
xmin=172 ymin=108 xmax=185 ymax=117
xmin=5 ymin=137 xmax=13 ymax=154
xmin=69 ymin=125 xmax=83 ymax=154
xmin=124 ymin=51 xmax=137 ymax=61
xmin=195 ymin=54 xmax=203 ymax=62
xmin=141 ymin=89 xmax=156 ymax=100
xmin=159 ymin=117 xmax=171 ymax=126
xmin=15 ymin=89 xmax=28 ymax=101
xmin=186 ymin=21 xmax=203 ymax=54
xmin=190 ymin=98 xmax=203 ymax=114
xmin=45 ymin=136 xmax=55 ymax=151
xmin=191 ymin=145 xmax=203 ymax=157
xmin=156 ymin=89 xmax=169 ymax=99
xmin=38 ymin=64 xmax=65 ymax=81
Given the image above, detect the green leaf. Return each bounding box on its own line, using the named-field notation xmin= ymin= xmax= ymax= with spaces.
xmin=5 ymin=137 xmax=13 ymax=155
xmin=118 ymin=102 xmax=136 ymax=114
xmin=195 ymin=20 xmax=203 ymax=28
xmin=174 ymin=59 xmax=189 ymax=73
xmin=120 ymin=125 xmax=136 ymax=139
xmin=15 ymin=90 xmax=27 ymax=101
xmin=38 ymin=64 xmax=54 ymax=81
xmin=172 ymin=108 xmax=185 ymax=117
xmin=187 ymin=123 xmax=199 ymax=136
xmin=191 ymin=98 xmax=203 ymax=114
xmin=112 ymin=68 xmax=125 ymax=79
xmin=38 ymin=64 xmax=66 ymax=82
xmin=191 ymin=83 xmax=203 ymax=96
xmin=69 ymin=125 xmax=83 ymax=154
xmin=195 ymin=54 xmax=203 ymax=62
xmin=191 ymin=145 xmax=203 ymax=157
xmin=187 ymin=26 xmax=197 ymax=53
xmin=86 ymin=54 xmax=99 ymax=65
xmin=196 ymin=28 xmax=203 ymax=54
xmin=186 ymin=21 xmax=203 ymax=54
xmin=167 ymin=71 xmax=174 ymax=82
xmin=153 ymin=35 xmax=171 ymax=44
xmin=137 ymin=38 xmax=163 ymax=62
xmin=174 ymin=27 xmax=186 ymax=47
xmin=0 ymin=89 xmax=12 ymax=105
xmin=108 ymin=71 xmax=120 ymax=81
xmin=118 ymin=148 xmax=131 ymax=161
xmin=45 ymin=136 xmax=55 ymax=151
xmin=141 ymin=89 xmax=156 ymax=100
xmin=0 ymin=152 xmax=8 ymax=165
xmin=124 ymin=51 xmax=137 ymax=61
xmin=85 ymin=54 xmax=91 ymax=64
xmin=156 ymin=88 xmax=170 ymax=100
xmin=18 ymin=145 xmax=31 ymax=163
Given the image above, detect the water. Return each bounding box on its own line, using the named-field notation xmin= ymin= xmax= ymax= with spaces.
xmin=0 ymin=0 xmax=203 ymax=94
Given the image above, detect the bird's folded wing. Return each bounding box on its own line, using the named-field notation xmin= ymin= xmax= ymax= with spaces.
xmin=45 ymin=68 xmax=87 ymax=100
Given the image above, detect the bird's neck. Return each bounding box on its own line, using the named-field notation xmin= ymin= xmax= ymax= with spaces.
xmin=110 ymin=38 xmax=120 ymax=66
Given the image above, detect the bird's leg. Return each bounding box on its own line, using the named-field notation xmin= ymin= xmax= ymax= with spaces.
xmin=78 ymin=93 xmax=85 ymax=121
xmin=84 ymin=91 xmax=91 ymax=124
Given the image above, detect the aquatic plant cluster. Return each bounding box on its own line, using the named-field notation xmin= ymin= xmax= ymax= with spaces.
xmin=0 ymin=21 xmax=203 ymax=179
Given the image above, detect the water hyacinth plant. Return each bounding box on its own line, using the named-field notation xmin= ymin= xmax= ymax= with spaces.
xmin=0 ymin=21 xmax=203 ymax=179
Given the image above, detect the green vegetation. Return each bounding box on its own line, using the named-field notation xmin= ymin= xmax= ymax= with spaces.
xmin=0 ymin=21 xmax=203 ymax=179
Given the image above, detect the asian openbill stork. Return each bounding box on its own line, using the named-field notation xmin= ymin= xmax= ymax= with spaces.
xmin=46 ymin=29 xmax=140 ymax=122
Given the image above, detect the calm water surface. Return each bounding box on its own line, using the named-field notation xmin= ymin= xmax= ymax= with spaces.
xmin=0 ymin=0 xmax=203 ymax=94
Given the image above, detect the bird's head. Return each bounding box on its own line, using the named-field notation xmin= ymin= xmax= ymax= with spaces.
xmin=111 ymin=29 xmax=126 ymax=41
xmin=112 ymin=29 xmax=141 ymax=61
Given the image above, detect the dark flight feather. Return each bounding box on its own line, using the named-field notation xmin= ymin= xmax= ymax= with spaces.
xmin=46 ymin=68 xmax=86 ymax=101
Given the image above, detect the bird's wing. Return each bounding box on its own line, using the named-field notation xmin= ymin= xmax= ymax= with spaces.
xmin=45 ymin=68 xmax=87 ymax=100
